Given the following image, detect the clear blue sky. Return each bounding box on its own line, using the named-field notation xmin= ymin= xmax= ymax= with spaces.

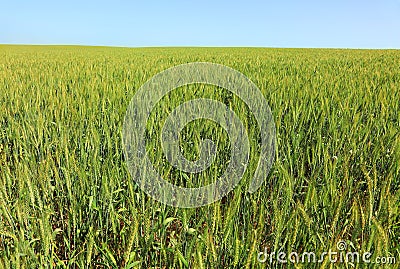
xmin=1 ymin=0 xmax=399 ymax=48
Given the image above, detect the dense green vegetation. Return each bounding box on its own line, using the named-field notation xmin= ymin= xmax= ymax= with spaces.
xmin=0 ymin=45 xmax=399 ymax=268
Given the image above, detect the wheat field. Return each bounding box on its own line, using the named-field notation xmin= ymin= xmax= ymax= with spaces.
xmin=0 ymin=45 xmax=399 ymax=268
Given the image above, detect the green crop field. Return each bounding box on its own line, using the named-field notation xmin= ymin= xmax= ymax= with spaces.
xmin=0 ymin=45 xmax=399 ymax=268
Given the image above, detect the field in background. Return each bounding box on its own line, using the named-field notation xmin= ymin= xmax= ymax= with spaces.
xmin=0 ymin=45 xmax=399 ymax=268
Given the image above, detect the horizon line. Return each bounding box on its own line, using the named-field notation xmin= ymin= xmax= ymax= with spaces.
xmin=1 ymin=43 xmax=399 ymax=50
